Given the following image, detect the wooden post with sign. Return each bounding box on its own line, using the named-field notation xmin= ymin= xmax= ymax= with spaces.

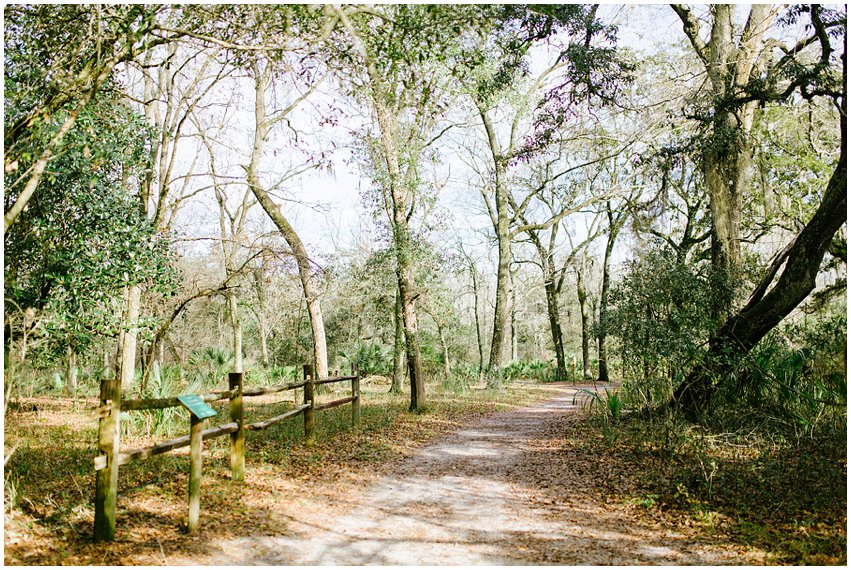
xmin=352 ymin=368 xmax=361 ymax=429
xmin=94 ymin=379 xmax=120 ymax=542
xmin=187 ymin=413 xmax=202 ymax=532
xmin=303 ymin=364 xmax=315 ymax=447
xmin=178 ymin=395 xmax=217 ymax=533
xmin=228 ymin=372 xmax=244 ymax=482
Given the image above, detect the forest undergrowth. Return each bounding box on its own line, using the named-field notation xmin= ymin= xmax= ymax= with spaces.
xmin=577 ymin=395 xmax=847 ymax=565
xmin=4 ymin=375 xmax=846 ymax=565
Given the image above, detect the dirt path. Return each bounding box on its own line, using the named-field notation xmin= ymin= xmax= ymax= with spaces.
xmin=173 ymin=383 xmax=741 ymax=565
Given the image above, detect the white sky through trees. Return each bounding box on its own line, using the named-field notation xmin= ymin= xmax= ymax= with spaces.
xmin=154 ymin=4 xmax=803 ymax=276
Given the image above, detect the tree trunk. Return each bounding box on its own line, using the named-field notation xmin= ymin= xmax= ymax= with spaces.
xmin=65 ymin=344 xmax=78 ymax=395
xmin=103 ymin=345 xmax=110 ymax=378
xmin=702 ymin=107 xmax=755 ymax=320
xmin=510 ymin=268 xmax=518 ymax=362
xmin=470 ymin=262 xmax=485 ymax=376
xmin=576 ymin=266 xmax=593 ymax=380
xmin=673 ymin=4 xmax=770 ymax=319
xmin=598 ymin=203 xmax=623 ymax=384
xmin=393 ymin=204 xmax=426 ymax=411
xmin=391 ymin=287 xmax=405 ymax=393
xmin=675 ymin=109 xmax=847 ymax=418
xmin=333 ymin=6 xmax=430 ymax=409
xmin=544 ymin=279 xmax=568 ymax=381
xmin=254 ymin=195 xmax=328 ymax=380
xmin=488 ymin=165 xmax=511 ymax=371
xmin=119 ymin=285 xmax=141 ymax=393
xmin=258 ymin=319 xmax=270 ymax=368
xmin=370 ymin=97 xmax=426 ymax=411
xmin=252 ymin=268 xmax=270 ymax=367
xmin=228 ymin=291 xmax=243 ymax=373
xmin=438 ymin=323 xmax=451 ymax=379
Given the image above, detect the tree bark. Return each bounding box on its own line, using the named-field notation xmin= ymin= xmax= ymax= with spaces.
xmin=252 ymin=192 xmax=328 ymax=380
xmin=228 ymin=291 xmax=243 ymax=373
xmin=527 ymin=226 xmax=570 ymax=382
xmin=392 ymin=196 xmax=426 ymax=411
xmin=258 ymin=318 xmax=270 ymax=368
xmin=332 ymin=5 xmax=429 ymax=410
xmin=544 ymin=278 xmax=568 ymax=381
xmin=437 ymin=323 xmax=451 ymax=379
xmin=65 ymin=344 xmax=78 ymax=395
xmin=370 ymin=100 xmax=426 ymax=410
xmin=391 ymin=287 xmax=405 ymax=393
xmin=486 ymin=127 xmax=512 ymax=371
xmin=598 ymin=202 xmax=625 ymax=384
xmin=576 ymin=262 xmax=593 ymax=380
xmin=470 ymin=262 xmax=486 ymax=377
xmin=510 ymin=267 xmax=518 ymax=362
xmin=252 ymin=268 xmax=270 ymax=367
xmin=672 ymin=4 xmax=774 ymax=317
xmin=119 ymin=285 xmax=141 ymax=393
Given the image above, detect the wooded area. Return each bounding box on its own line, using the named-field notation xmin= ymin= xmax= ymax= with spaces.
xmin=4 ymin=4 xmax=846 ymax=565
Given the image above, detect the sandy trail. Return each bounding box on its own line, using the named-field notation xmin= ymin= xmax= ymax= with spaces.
xmin=174 ymin=383 xmax=738 ymax=565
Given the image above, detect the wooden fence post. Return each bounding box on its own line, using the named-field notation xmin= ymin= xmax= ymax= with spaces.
xmin=187 ymin=413 xmax=203 ymax=533
xmin=228 ymin=372 xmax=244 ymax=482
xmin=352 ymin=368 xmax=361 ymax=429
xmin=94 ymin=379 xmax=120 ymax=542
xmin=303 ymin=364 xmax=315 ymax=447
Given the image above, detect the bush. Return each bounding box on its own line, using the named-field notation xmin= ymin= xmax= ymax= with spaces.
xmin=339 ymin=343 xmax=392 ymax=377
xmin=498 ymin=359 xmax=556 ymax=383
xmin=715 ymin=313 xmax=847 ymax=437
xmin=607 ymin=246 xmax=722 ymax=406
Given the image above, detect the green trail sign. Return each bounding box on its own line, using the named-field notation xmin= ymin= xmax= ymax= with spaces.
xmin=177 ymin=395 xmax=217 ymax=420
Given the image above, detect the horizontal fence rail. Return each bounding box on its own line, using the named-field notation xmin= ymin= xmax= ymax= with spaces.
xmin=313 ymin=375 xmax=356 ymax=386
xmin=315 ymin=396 xmax=357 ymax=411
xmin=245 ymin=403 xmax=310 ymax=431
xmin=121 ymin=388 xmax=238 ymax=411
xmin=242 ymin=380 xmax=307 ymax=398
xmin=92 ymin=365 xmax=361 ymax=541
xmin=102 ymin=422 xmax=240 ymax=469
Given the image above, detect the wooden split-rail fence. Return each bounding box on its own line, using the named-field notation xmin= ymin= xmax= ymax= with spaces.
xmin=92 ymin=365 xmax=361 ymax=542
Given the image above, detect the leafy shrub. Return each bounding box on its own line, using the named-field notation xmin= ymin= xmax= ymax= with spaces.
xmin=245 ymin=365 xmax=297 ymax=387
xmin=716 ymin=313 xmax=847 ymax=436
xmin=498 ymin=359 xmax=556 ymax=383
xmin=187 ymin=347 xmax=233 ymax=389
xmin=339 ymin=343 xmax=392 ymax=377
xmin=607 ymin=246 xmax=721 ymax=406
xmin=129 ymin=363 xmax=199 ymax=439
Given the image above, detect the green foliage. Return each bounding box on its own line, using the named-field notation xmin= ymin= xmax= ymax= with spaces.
xmin=581 ymin=387 xmax=622 ymax=426
xmin=715 ymin=313 xmax=847 ymax=437
xmin=747 ymin=100 xmax=841 ymax=241
xmin=130 ymin=364 xmax=198 ymax=439
xmin=4 ymin=91 xmax=177 ymax=366
xmin=497 ymin=359 xmax=556 ymax=383
xmin=442 ymin=364 xmax=476 ymax=394
xmin=607 ymin=246 xmax=723 ymax=405
xmin=339 ymin=343 xmax=392 ymax=377
xmin=186 ymin=347 xmax=233 ymax=390
xmin=3 ymin=5 xmax=164 ymax=157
